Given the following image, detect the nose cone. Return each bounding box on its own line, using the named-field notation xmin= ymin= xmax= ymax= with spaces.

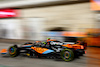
xmin=0 ymin=49 xmax=7 ymax=54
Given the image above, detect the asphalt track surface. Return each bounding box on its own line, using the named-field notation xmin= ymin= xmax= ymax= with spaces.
xmin=0 ymin=43 xmax=99 ymax=67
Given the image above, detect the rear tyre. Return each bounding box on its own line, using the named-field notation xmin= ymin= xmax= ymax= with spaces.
xmin=8 ymin=45 xmax=20 ymax=57
xmin=61 ymin=49 xmax=74 ymax=62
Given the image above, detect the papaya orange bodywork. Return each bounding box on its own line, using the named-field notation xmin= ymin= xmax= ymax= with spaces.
xmin=62 ymin=44 xmax=73 ymax=48
xmin=62 ymin=44 xmax=83 ymax=50
xmin=72 ymin=44 xmax=83 ymax=50
xmin=0 ymin=49 xmax=7 ymax=53
xmin=31 ymin=47 xmax=48 ymax=54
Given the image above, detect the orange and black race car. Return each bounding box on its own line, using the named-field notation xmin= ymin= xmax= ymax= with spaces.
xmin=0 ymin=38 xmax=86 ymax=62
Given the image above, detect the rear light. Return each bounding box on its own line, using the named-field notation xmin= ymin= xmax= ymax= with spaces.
xmin=81 ymin=46 xmax=84 ymax=49
xmin=85 ymin=51 xmax=86 ymax=54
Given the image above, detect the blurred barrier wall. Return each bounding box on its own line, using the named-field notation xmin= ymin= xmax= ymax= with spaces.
xmin=20 ymin=2 xmax=95 ymax=41
xmin=0 ymin=19 xmax=23 ymax=39
xmin=22 ymin=18 xmax=45 ymax=40
xmin=21 ymin=3 xmax=94 ymax=32
xmin=0 ymin=1 xmax=98 ymax=44
xmin=85 ymin=28 xmax=100 ymax=46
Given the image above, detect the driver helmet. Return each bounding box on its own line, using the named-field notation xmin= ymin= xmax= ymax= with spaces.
xmin=47 ymin=38 xmax=50 ymax=40
xmin=42 ymin=42 xmax=46 ymax=44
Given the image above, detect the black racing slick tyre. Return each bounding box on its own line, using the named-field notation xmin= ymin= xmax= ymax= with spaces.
xmin=61 ymin=49 xmax=74 ymax=62
xmin=8 ymin=45 xmax=20 ymax=57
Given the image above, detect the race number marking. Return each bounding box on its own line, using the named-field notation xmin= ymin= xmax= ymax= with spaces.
xmin=31 ymin=47 xmax=48 ymax=54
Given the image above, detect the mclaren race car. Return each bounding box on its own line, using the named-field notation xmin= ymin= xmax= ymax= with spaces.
xmin=0 ymin=38 xmax=86 ymax=62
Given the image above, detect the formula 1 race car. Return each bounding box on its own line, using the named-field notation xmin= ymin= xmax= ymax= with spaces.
xmin=0 ymin=38 xmax=86 ymax=62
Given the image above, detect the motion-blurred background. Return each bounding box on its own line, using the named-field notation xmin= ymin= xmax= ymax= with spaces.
xmin=0 ymin=0 xmax=100 ymax=67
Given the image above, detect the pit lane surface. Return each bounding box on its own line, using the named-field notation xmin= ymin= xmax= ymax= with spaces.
xmin=0 ymin=43 xmax=99 ymax=67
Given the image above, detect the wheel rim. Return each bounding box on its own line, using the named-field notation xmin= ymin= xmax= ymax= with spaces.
xmin=9 ymin=47 xmax=16 ymax=54
xmin=61 ymin=49 xmax=74 ymax=61
xmin=64 ymin=51 xmax=70 ymax=58
xmin=63 ymin=51 xmax=71 ymax=59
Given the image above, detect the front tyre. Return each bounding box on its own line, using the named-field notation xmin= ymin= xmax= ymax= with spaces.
xmin=61 ymin=49 xmax=74 ymax=62
xmin=9 ymin=46 xmax=19 ymax=57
